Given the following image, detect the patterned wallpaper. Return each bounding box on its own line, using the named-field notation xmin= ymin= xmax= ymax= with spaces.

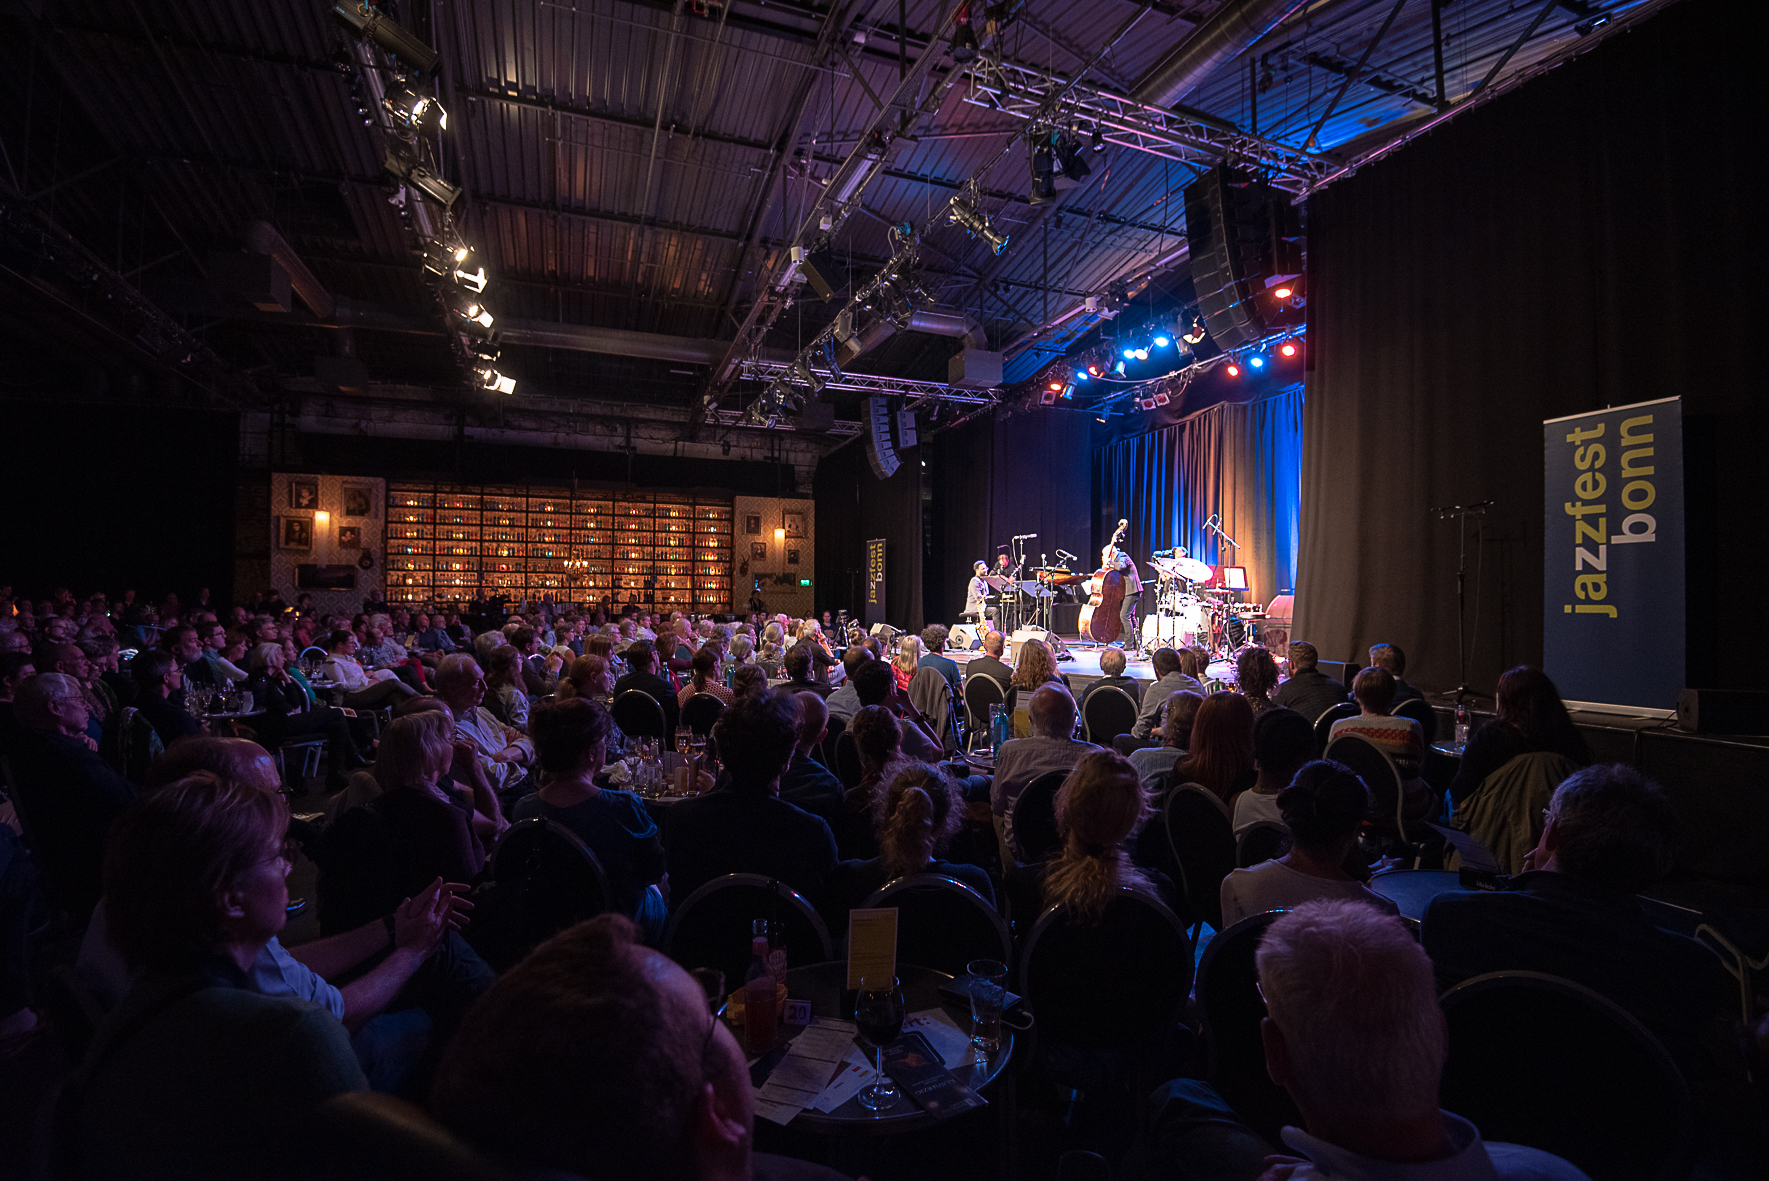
xmin=268 ymin=473 xmax=387 ymax=616
xmin=731 ymin=495 xmax=815 ymax=619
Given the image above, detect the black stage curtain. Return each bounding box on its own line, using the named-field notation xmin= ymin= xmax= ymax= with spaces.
xmin=1299 ymin=0 xmax=1766 ymax=695
xmin=1096 ymin=387 xmax=1303 ymax=616
xmin=0 ymin=402 xmax=239 ymax=604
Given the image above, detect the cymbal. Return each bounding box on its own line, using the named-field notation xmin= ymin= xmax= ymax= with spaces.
xmin=1175 ymin=556 xmax=1214 ymax=582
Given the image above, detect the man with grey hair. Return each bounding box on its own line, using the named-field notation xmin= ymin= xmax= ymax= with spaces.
xmin=1423 ymin=764 xmax=1731 ymax=1083
xmin=990 ymin=684 xmax=1096 ymax=864
xmin=8 ymin=674 xmax=137 ymax=919
xmin=435 ymin=654 xmax=535 ymax=800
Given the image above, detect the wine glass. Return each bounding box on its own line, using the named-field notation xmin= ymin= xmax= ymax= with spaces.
xmin=854 ymin=975 xmax=904 ymax=1112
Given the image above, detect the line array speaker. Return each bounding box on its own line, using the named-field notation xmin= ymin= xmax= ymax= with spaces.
xmin=865 ymin=396 xmax=900 ymax=479
xmin=1183 ymin=164 xmax=1303 ymax=351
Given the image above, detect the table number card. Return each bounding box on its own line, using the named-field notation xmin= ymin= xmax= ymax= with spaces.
xmin=846 ymin=907 xmax=898 ymax=990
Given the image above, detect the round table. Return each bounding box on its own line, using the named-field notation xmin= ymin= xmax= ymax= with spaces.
xmin=1368 ymin=869 xmax=1463 ymax=920
xmin=1429 ymin=741 xmax=1465 ymax=760
xmin=960 ymin=751 xmax=995 ymax=774
xmin=752 ymin=961 xmax=1013 ymax=1135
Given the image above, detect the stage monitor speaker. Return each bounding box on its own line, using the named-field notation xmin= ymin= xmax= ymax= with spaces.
xmin=949 ymin=624 xmax=983 ymax=651
xmin=865 ymin=396 xmax=900 ymax=479
xmin=1315 ymin=659 xmax=1358 ymax=691
xmin=1183 ymin=164 xmax=1303 ymax=351
xmin=1009 ymin=626 xmax=1071 ymax=663
xmin=1676 ymin=688 xmax=1769 ymax=735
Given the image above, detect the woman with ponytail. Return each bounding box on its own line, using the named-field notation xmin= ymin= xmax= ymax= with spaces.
xmin=675 ymin=646 xmax=733 ymax=708
xmin=823 ymin=762 xmax=994 ymax=923
xmin=1005 ymin=749 xmax=1171 ymax=929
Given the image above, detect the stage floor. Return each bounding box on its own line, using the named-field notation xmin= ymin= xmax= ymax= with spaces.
xmin=951 ymin=640 xmax=1160 ymax=687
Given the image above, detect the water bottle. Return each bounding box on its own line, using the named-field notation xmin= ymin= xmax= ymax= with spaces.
xmin=990 ymin=703 xmax=1010 ymax=757
xmin=1454 ymin=701 xmax=1470 ymax=751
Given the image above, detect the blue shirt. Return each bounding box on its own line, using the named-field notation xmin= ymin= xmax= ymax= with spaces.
xmin=512 ymin=788 xmax=667 ymax=923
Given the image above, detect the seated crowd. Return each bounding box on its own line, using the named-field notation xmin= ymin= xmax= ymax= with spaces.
xmin=0 ymin=582 xmax=1761 ymax=1180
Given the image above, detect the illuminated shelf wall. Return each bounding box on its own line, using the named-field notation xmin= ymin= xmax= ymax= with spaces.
xmin=384 ymin=483 xmax=733 ymax=614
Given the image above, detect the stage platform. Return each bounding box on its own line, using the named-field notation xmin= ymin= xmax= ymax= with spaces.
xmin=950 ymin=639 xmax=1160 ymax=688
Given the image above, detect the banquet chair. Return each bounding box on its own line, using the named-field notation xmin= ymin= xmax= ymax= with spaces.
xmin=1163 ymin=784 xmax=1236 ymax=935
xmin=1080 ymin=686 xmax=1139 ymax=747
xmin=861 ymin=873 xmax=1012 ymax=976
xmin=1324 ymin=732 xmax=1414 ymax=845
xmin=679 ymin=692 xmax=726 ymax=737
xmin=611 ymin=689 xmax=667 ymax=741
xmin=282 ymin=1091 xmax=508 ymax=1181
xmin=1194 ymin=910 xmax=1302 ymax=1144
xmin=908 ymin=665 xmax=957 ymax=753
xmin=819 ymin=712 xmax=846 ymax=770
xmin=1311 ymin=702 xmax=1359 ymax=755
xmin=1439 ymin=971 xmax=1692 ymax=1181
xmin=1235 ymin=821 xmax=1291 ymax=868
xmin=1390 ymin=697 xmax=1436 ymax=737
xmin=664 ymin=874 xmax=832 ymax=992
xmin=962 ymin=673 xmax=1007 ymax=752
xmin=1011 ymin=770 xmax=1069 ymax=863
xmin=475 ymin=818 xmax=612 ymax=972
xmin=832 ymin=729 xmax=863 ymax=789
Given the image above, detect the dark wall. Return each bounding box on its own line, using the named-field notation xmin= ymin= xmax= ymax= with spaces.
xmin=1297 ymin=0 xmax=1766 ymax=695
xmin=813 ymin=436 xmax=923 ymax=628
xmin=0 ymin=402 xmax=239 ymax=604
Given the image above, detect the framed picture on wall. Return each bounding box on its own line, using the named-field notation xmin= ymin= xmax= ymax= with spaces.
xmin=750 ymin=541 xmax=767 ymax=560
xmin=279 ymin=516 xmax=313 ymax=551
xmin=289 ymin=479 xmax=319 ymax=511
xmin=337 ymin=525 xmax=363 ymax=549
xmin=341 ymin=483 xmax=374 ymax=518
xmin=784 ymin=511 xmax=806 ymax=538
xmin=744 ymin=514 xmax=762 ymax=535
xmin=787 ymin=548 xmax=800 ymax=566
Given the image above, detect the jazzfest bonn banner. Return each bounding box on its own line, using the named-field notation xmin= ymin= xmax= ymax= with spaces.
xmin=865 ymin=538 xmax=887 ymax=628
xmin=1542 ymin=397 xmax=1683 ymax=711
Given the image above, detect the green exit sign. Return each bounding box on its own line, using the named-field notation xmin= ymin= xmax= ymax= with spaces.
xmin=799 ymin=579 xmax=812 ymax=587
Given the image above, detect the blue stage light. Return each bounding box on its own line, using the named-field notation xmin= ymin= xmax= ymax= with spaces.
xmin=1122 ymin=347 xmax=1137 ymax=360
xmin=1114 ymin=360 xmax=1127 ymax=374
xmin=1153 ymin=335 xmax=1170 ymax=347
xmin=1075 ymin=369 xmax=1089 ymax=381
xmin=1249 ymin=355 xmax=1265 ymax=368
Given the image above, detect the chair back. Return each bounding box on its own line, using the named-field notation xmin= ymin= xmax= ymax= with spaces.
xmin=479 ymin=818 xmax=613 ymax=971
xmin=281 ymin=1091 xmax=508 ymax=1181
xmin=1311 ymin=701 xmax=1359 ymax=753
xmin=40 ymin=964 xmax=109 ymax=1064
xmin=1235 ymin=821 xmax=1291 ymax=867
xmin=611 ymin=688 xmax=667 ymax=739
xmin=1080 ymin=685 xmax=1139 ymax=746
xmin=119 ymin=706 xmax=163 ymax=783
xmin=820 ymin=712 xmax=847 ymax=769
xmin=1390 ymin=697 xmax=1435 ymax=736
xmin=861 ymin=873 xmax=1012 ymax=975
xmin=1324 ymin=732 xmax=1410 ymax=841
xmin=1163 ymin=783 xmax=1236 ymax=932
xmin=1452 ymin=751 xmax=1579 ymax=874
xmin=1194 ymin=911 xmax=1303 ymax=1142
xmin=663 ymin=874 xmax=833 ymax=990
xmin=1439 ymin=971 xmax=1693 ymax=1181
xmin=961 ymin=673 xmax=1006 ymax=743
xmin=680 ymin=692 xmax=727 ymax=737
xmin=907 ymin=666 xmax=955 ymax=752
xmin=1019 ymin=888 xmax=1192 ymax=1051
xmin=832 ymin=729 xmax=863 ymax=789
xmin=1010 ymin=770 xmax=1069 ymax=863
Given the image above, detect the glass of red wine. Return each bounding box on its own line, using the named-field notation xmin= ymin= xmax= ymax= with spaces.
xmin=854 ymin=975 xmax=904 ymax=1112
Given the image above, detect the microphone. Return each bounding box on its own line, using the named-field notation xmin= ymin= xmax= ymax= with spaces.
xmin=1014 ymin=533 xmax=1039 ymax=540
xmin=997 ymin=543 xmax=1010 ymax=549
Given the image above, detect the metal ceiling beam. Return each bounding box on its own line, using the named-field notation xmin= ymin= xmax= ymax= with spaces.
xmin=737 ymin=357 xmax=997 ymax=404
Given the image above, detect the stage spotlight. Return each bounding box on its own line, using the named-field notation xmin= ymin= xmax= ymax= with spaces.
xmin=333 ymin=1 xmax=440 ymax=74
xmin=1054 ymin=132 xmax=1091 ymax=183
xmin=1181 ymin=317 xmax=1207 ymax=345
xmin=949 ymin=198 xmax=1009 ymax=254
xmin=1075 ymin=369 xmax=1089 ymax=381
xmin=1279 ymin=341 xmax=1297 ymax=357
xmin=1114 ymin=360 xmax=1127 ymax=374
xmin=1273 ymin=283 xmax=1293 ymax=300
xmin=1153 ymin=389 xmax=1170 ymax=405
xmin=1029 ymin=173 xmax=1057 ymax=204
xmin=451 ymin=263 xmax=487 ymax=293
xmin=475 ymin=365 xmax=517 ymax=394
xmin=385 ymin=86 xmax=447 ymax=133
xmin=1061 ymin=383 xmax=1075 ymax=399
xmin=1133 ymin=347 xmax=1150 ymax=361
xmin=1040 ymin=384 xmax=1058 ymax=406
xmin=1226 ymin=362 xmax=1241 ymax=377
xmin=1090 ymin=125 xmax=1105 ymax=153
xmin=1122 ymin=347 xmax=1137 ymax=360
xmin=951 ymin=11 xmax=978 ymax=62
xmin=1048 ymin=380 xmax=1064 ymax=392
xmin=383 ymin=149 xmax=460 ymax=207
xmin=1153 ymin=335 xmax=1170 ymax=347
xmin=1087 ymin=364 xmax=1102 ymax=377
xmin=1249 ymin=355 xmax=1265 ymax=368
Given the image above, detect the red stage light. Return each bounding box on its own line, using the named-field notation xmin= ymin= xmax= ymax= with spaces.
xmin=1225 ymin=363 xmax=1241 ymax=377
xmin=1048 ymin=381 xmax=1063 ymax=391
xmin=1274 ymin=285 xmax=1293 ymax=299
xmin=1279 ymin=342 xmax=1297 ymax=357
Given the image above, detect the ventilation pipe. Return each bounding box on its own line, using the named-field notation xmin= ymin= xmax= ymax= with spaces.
xmin=1132 ymin=0 xmax=1309 ymax=109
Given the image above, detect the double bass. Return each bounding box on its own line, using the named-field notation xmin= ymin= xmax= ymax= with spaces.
xmin=1078 ymin=519 xmax=1130 ymax=644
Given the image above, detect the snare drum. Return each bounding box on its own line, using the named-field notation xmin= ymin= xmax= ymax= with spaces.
xmin=1204 ymin=658 xmax=1239 ymax=692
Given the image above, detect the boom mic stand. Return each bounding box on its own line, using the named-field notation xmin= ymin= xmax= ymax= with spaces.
xmin=1433 ymin=501 xmax=1492 ymax=701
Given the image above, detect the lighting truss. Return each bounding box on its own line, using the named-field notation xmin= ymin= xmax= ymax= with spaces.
xmin=960 ymin=58 xmax=1335 ymax=194
xmin=707 ymin=407 xmax=863 ymax=436
xmin=738 ymin=358 xmax=998 ymax=406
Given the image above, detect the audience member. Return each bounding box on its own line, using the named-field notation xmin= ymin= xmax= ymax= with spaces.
xmin=514 ymin=698 xmax=667 ymax=942
xmin=1006 ymin=750 xmax=1166 ymax=925
xmin=1079 ymin=647 xmax=1144 ymax=719
xmin=555 ymin=653 xmax=611 ymax=702
xmin=0 ymin=650 xmax=32 ymax=749
xmin=8 ymin=673 xmax=137 ymax=918
xmin=731 ymin=664 xmax=769 ymax=701
xmin=60 ymin=774 xmax=367 ymax=1177
xmin=1220 ymin=760 xmax=1398 ymax=927
xmin=1449 ymin=665 xmax=1590 ymax=805
xmin=966 ymin=629 xmax=1013 ymax=687
xmin=1233 ymin=707 xmax=1315 ymax=837
xmin=1176 ymin=691 xmax=1257 ymax=806
xmin=431 ymin=914 xmax=849 ymax=1181
xmin=917 ymin=624 xmax=964 ymax=705
xmin=780 ymin=642 xmax=833 ymax=699
xmin=1005 ymin=637 xmax=1069 ymax=717
xmin=1368 ymin=642 xmax=1423 ymax=704
xmin=1128 ymin=690 xmax=1202 ymax=784
xmin=435 ymin=653 xmax=534 ymax=801
xmin=482 ymin=644 xmax=532 ymax=732
xmin=130 ymin=648 xmax=202 ymax=747
xmin=1132 ymin=647 xmax=1204 ymax=739
xmin=664 ymin=693 xmax=838 ymax=903
xmin=825 ymin=645 xmax=873 ymax=722
xmin=244 ymin=643 xmax=363 ymax=791
xmin=1423 ymin=764 xmax=1730 ymax=1081
xmin=891 ymin=635 xmax=921 ymax=694
xmin=1271 ymin=641 xmax=1349 ymax=722
xmin=614 ymin=641 xmax=680 ymax=747
xmin=840 ymin=705 xmax=906 ymax=860
xmin=679 ymin=647 xmax=735 ymax=709
xmin=321 ymin=630 xmax=419 ymax=709
xmin=1330 ymin=665 xmax=1433 ymax=821
xmin=848 ymin=658 xmax=945 ymax=763
xmin=777 ymin=691 xmax=845 ymax=832
xmin=991 ymin=685 xmax=1097 ymax=864
xmin=824 ymin=762 xmax=993 ymax=922
xmin=1235 ymin=645 xmax=1281 ymax=714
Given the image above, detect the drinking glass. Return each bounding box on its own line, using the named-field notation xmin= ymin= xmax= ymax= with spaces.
xmin=966 ymin=959 xmax=1008 ymax=1054
xmin=854 ymin=975 xmax=904 ymax=1112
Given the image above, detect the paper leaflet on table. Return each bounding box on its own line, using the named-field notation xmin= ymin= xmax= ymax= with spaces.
xmin=806 ymin=1009 xmax=980 ymax=1113
xmin=751 ymin=1018 xmax=856 ymax=1125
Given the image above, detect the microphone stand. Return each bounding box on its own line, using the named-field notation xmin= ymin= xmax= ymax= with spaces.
xmin=1433 ymin=502 xmax=1491 ymax=701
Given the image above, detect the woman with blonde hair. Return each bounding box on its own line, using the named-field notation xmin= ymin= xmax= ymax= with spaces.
xmin=892 ymin=635 xmax=921 ymax=693
xmin=483 ymin=643 xmax=532 ymax=732
xmin=822 ymin=762 xmax=994 ymax=921
xmin=1006 ymin=749 xmax=1166 ymax=927
xmin=555 ymin=653 xmax=611 ymax=701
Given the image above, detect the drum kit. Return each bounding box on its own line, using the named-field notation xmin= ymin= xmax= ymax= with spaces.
xmin=1141 ymin=549 xmax=1269 ymax=665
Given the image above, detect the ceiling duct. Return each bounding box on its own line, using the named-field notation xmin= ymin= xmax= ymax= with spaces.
xmin=905 ymin=308 xmax=987 ymax=350
xmin=1132 ymin=0 xmax=1309 ymax=109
